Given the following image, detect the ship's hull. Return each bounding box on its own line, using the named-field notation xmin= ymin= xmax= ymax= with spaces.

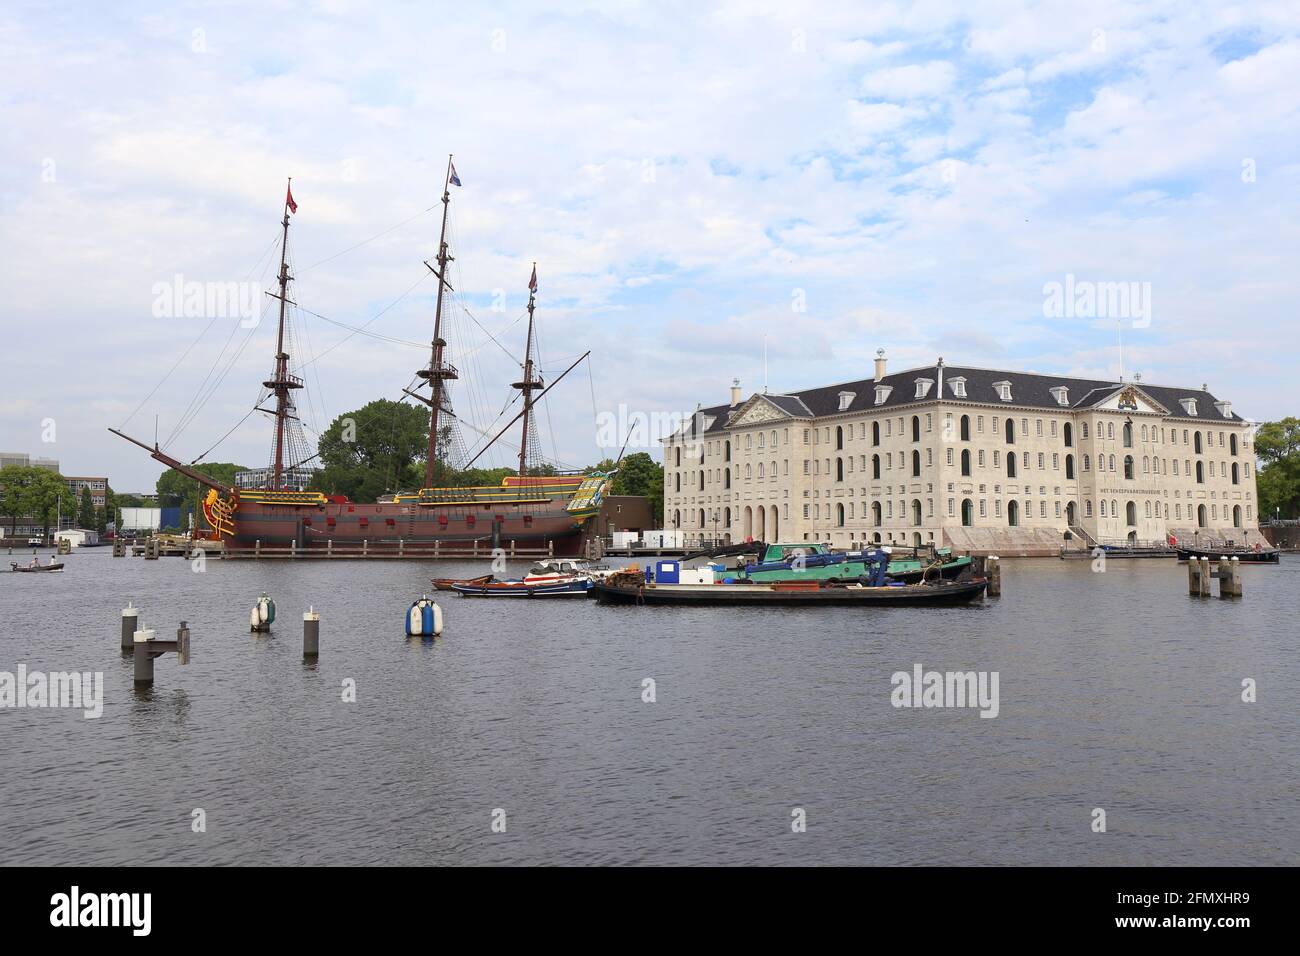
xmin=221 ymin=497 xmax=589 ymax=555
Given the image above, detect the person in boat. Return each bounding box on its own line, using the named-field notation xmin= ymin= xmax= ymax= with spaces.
xmin=31 ymin=554 xmax=42 ymax=567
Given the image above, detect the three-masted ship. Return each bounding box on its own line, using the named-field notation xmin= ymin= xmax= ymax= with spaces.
xmin=111 ymin=159 xmax=610 ymax=556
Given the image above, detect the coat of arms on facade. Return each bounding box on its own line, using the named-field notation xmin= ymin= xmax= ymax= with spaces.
xmin=1117 ymin=386 xmax=1139 ymax=411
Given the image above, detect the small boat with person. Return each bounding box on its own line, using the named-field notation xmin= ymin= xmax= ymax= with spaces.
xmin=10 ymin=559 xmax=64 ymax=573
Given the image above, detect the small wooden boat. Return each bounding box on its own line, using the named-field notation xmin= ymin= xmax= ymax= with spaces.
xmin=10 ymin=561 xmax=64 ymax=573
xmin=1176 ymin=546 xmax=1279 ymax=564
xmin=591 ymin=576 xmax=987 ymax=607
xmin=431 ymin=573 xmax=494 ymax=591
xmin=451 ymin=578 xmax=592 ymax=597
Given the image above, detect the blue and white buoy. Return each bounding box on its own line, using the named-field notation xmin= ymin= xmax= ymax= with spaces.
xmin=250 ymin=593 xmax=276 ymax=633
xmin=406 ymin=595 xmax=443 ymax=637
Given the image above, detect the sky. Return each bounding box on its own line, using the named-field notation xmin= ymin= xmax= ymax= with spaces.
xmin=1 ymin=0 xmax=1298 ymax=492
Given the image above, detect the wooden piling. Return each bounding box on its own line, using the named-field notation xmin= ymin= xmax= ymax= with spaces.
xmin=986 ymin=555 xmax=1001 ymax=597
xmin=1199 ymin=557 xmax=1211 ymax=597
xmin=1188 ymin=557 xmax=1200 ymax=595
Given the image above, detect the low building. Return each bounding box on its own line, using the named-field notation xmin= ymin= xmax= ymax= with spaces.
xmin=63 ymin=476 xmax=107 ymax=509
xmin=662 ymin=355 xmax=1263 ymax=554
xmin=235 ymin=467 xmax=317 ymax=492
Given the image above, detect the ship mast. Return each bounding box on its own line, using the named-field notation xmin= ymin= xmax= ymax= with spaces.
xmin=513 ymin=264 xmax=543 ymax=477
xmin=263 ymin=178 xmax=303 ymax=490
xmin=418 ymin=156 xmax=459 ymax=489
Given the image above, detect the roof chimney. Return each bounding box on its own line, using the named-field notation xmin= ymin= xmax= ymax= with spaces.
xmin=874 ymin=349 xmax=887 ymax=383
xmin=730 ymin=378 xmax=742 ymax=407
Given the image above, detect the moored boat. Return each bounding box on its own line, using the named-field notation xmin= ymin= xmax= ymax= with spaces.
xmin=689 ymin=541 xmax=972 ymax=584
xmin=451 ymin=578 xmax=592 ymax=597
xmin=591 ymin=576 xmax=987 ymax=607
xmin=1176 ymin=546 xmax=1279 ymax=564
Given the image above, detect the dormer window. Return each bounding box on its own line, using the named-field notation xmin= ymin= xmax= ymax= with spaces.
xmin=1180 ymin=398 xmax=1198 ymax=416
xmin=948 ymin=376 xmax=967 ymax=398
xmin=838 ymin=391 xmax=856 ymax=411
xmin=914 ymin=378 xmax=934 ymax=399
xmin=1214 ymin=401 xmax=1232 ymax=419
xmin=993 ymin=381 xmax=1013 ymax=402
xmin=874 ymin=384 xmax=893 ymax=406
xmin=1050 ymin=386 xmax=1069 ymax=406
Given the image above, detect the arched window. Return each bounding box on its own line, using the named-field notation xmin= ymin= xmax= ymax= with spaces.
xmin=871 ymin=501 xmax=882 ymax=526
xmin=1232 ymin=462 xmax=1239 ymax=484
xmin=1007 ymin=454 xmax=1017 ymax=478
xmin=1007 ymin=500 xmax=1019 ymax=526
xmin=1233 ymin=505 xmax=1242 ymax=528
xmin=1064 ymin=422 xmax=1073 ymax=447
xmin=1005 ymin=418 xmax=1014 ymax=444
xmin=872 ymin=421 xmax=880 ymax=446
xmin=836 ymin=503 xmax=845 ymax=527
xmin=1230 ymin=434 xmax=1238 ymax=456
xmin=674 ymin=446 xmax=681 ymax=467
xmin=724 ymin=469 xmax=731 ymax=488
xmin=1066 ymin=500 xmax=1077 ymax=525
xmin=756 ymin=463 xmax=764 ymax=479
xmin=961 ymin=499 xmax=974 ymax=527
xmin=1123 ymin=422 xmax=1133 ymax=447
xmin=960 ymin=415 xmax=970 ymax=441
xmin=673 ymin=509 xmax=681 ymax=528
xmin=1126 ymin=501 xmax=1137 ymax=526
xmin=724 ymin=440 xmax=731 ymax=461
xmin=961 ymin=449 xmax=971 ymax=476
xmin=871 ymin=454 xmax=881 ymax=479
xmin=1195 ymin=461 xmax=1204 ymax=483
xmin=911 ymin=416 xmax=921 ymax=442
xmin=1123 ymin=455 xmax=1134 ymax=480
xmin=911 ymin=450 xmax=921 ymax=476
xmin=836 ymin=426 xmax=844 ymax=450
xmin=1197 ymin=504 xmax=1207 ymax=528
xmin=836 ymin=458 xmax=844 ymax=482
xmin=675 ymin=473 xmax=680 ymax=492
xmin=1065 ymin=454 xmax=1075 ymax=480
xmin=911 ymin=500 xmax=922 ymax=526
xmin=1194 ymin=431 xmax=1203 ymax=454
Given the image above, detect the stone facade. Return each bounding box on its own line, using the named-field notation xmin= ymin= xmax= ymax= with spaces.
xmin=662 ymin=360 xmax=1261 ymax=553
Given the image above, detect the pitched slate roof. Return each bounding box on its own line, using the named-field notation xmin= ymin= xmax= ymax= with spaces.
xmin=689 ymin=364 xmax=1243 ymax=434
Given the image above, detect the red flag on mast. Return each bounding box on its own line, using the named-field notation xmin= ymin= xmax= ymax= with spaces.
xmin=528 ymin=264 xmax=537 ymax=293
xmin=285 ymin=182 xmax=298 ymax=214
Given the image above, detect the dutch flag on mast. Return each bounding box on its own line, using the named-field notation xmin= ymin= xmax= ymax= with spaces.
xmin=449 ymin=161 xmax=462 ymax=187
xmin=528 ymin=264 xmax=537 ymax=293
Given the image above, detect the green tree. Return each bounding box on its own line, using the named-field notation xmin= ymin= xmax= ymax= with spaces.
xmin=0 ymin=466 xmax=67 ymax=540
xmin=77 ymin=486 xmax=95 ymax=529
xmin=314 ymin=399 xmax=429 ymax=502
xmin=1255 ymin=418 xmax=1300 ymax=520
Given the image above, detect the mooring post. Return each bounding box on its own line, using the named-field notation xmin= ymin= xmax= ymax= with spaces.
xmin=327 ymin=538 xmax=333 ymax=558
xmin=113 ymin=538 xmax=125 ymax=557
xmin=362 ymin=538 xmax=368 ymax=558
xmin=1187 ymin=556 xmax=1199 ymax=595
xmin=303 ymin=607 xmax=320 ymax=657
xmin=133 ymin=621 xmax=189 ymax=686
xmin=1199 ymin=557 xmax=1211 ymax=597
xmin=986 ymin=555 xmax=1001 ymax=597
xmin=121 ymin=602 xmax=139 ymax=650
xmin=971 ymin=554 xmax=985 ymax=577
xmin=255 ymin=538 xmax=261 ymax=558
xmin=399 ymin=537 xmax=405 ymax=558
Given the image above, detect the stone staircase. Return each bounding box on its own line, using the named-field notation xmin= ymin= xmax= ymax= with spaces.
xmin=941 ymin=526 xmax=1070 ymax=556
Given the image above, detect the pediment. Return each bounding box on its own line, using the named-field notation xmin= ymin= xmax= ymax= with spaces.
xmin=1087 ymin=384 xmax=1168 ymax=415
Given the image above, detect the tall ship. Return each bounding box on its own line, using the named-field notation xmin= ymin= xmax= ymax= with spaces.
xmin=112 ymin=160 xmax=610 ymax=556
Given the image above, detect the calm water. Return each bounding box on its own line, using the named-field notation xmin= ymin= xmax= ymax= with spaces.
xmin=1 ymin=547 xmax=1296 ymax=866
